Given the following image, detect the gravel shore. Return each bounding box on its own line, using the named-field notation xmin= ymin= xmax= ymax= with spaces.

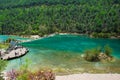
xmin=56 ymin=74 xmax=120 ymax=80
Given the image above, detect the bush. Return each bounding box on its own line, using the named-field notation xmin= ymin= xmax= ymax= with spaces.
xmin=84 ymin=45 xmax=113 ymax=62
xmin=6 ymin=59 xmax=55 ymax=80
xmin=104 ymin=45 xmax=112 ymax=56
xmin=84 ymin=47 xmax=101 ymax=62
xmin=28 ymin=70 xmax=55 ymax=80
xmin=6 ymin=69 xmax=55 ymax=80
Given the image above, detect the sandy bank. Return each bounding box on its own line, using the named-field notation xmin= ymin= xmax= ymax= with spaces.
xmin=56 ymin=74 xmax=120 ymax=80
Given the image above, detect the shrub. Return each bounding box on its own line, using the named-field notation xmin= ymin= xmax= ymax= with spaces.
xmin=84 ymin=47 xmax=101 ymax=62
xmin=28 ymin=70 xmax=55 ymax=80
xmin=104 ymin=45 xmax=112 ymax=56
xmin=84 ymin=45 xmax=113 ymax=62
xmin=6 ymin=69 xmax=55 ymax=80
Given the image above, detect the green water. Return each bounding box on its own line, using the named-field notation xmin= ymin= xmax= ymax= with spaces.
xmin=1 ymin=34 xmax=120 ymax=73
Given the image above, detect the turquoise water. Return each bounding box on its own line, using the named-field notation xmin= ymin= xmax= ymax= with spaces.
xmin=0 ymin=34 xmax=120 ymax=73
xmin=0 ymin=35 xmax=30 ymax=43
xmin=0 ymin=35 xmax=8 ymax=42
xmin=22 ymin=34 xmax=120 ymax=58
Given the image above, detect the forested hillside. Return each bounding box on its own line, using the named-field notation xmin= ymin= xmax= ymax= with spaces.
xmin=0 ymin=0 xmax=120 ymax=37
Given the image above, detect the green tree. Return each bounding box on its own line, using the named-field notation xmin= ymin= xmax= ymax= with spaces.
xmin=0 ymin=0 xmax=119 ymax=37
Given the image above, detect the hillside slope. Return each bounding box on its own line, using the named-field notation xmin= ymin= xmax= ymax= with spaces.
xmin=0 ymin=0 xmax=120 ymax=37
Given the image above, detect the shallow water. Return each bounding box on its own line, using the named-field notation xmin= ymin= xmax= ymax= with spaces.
xmin=0 ymin=34 xmax=120 ymax=73
xmin=0 ymin=35 xmax=31 ymax=43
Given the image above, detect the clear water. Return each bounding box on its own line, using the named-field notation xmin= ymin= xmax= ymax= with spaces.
xmin=1 ymin=34 xmax=120 ymax=73
xmin=0 ymin=35 xmax=31 ymax=43
xmin=0 ymin=35 xmax=8 ymax=42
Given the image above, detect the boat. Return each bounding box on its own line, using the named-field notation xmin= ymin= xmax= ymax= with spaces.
xmin=0 ymin=41 xmax=29 ymax=60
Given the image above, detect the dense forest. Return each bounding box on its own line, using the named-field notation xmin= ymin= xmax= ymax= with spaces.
xmin=0 ymin=0 xmax=120 ymax=37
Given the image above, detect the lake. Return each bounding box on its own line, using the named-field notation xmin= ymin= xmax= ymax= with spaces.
xmin=1 ymin=34 xmax=120 ymax=73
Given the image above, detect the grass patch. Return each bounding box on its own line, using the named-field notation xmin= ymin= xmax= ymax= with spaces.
xmin=0 ymin=43 xmax=9 ymax=49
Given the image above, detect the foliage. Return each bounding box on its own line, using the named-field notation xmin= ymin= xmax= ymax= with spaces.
xmin=84 ymin=45 xmax=113 ymax=62
xmin=17 ymin=58 xmax=31 ymax=80
xmin=4 ymin=38 xmax=16 ymax=43
xmin=0 ymin=60 xmax=7 ymax=72
xmin=92 ymin=32 xmax=111 ymax=38
xmin=0 ymin=0 xmax=119 ymax=37
xmin=27 ymin=70 xmax=55 ymax=80
xmin=6 ymin=58 xmax=55 ymax=80
xmin=104 ymin=44 xmax=112 ymax=56
xmin=0 ymin=60 xmax=7 ymax=80
xmin=20 ymin=58 xmax=31 ymax=71
xmin=84 ymin=47 xmax=101 ymax=62
xmin=17 ymin=71 xmax=29 ymax=80
xmin=6 ymin=69 xmax=55 ymax=80
xmin=0 ymin=76 xmax=4 ymax=80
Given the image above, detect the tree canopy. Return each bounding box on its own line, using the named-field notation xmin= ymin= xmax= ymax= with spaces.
xmin=0 ymin=0 xmax=120 ymax=36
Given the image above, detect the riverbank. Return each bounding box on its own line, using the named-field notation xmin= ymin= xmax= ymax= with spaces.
xmin=16 ymin=33 xmax=86 ymax=43
xmin=3 ymin=32 xmax=119 ymax=43
xmin=1 ymin=71 xmax=120 ymax=80
xmin=20 ymin=32 xmax=120 ymax=40
xmin=56 ymin=74 xmax=120 ymax=80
